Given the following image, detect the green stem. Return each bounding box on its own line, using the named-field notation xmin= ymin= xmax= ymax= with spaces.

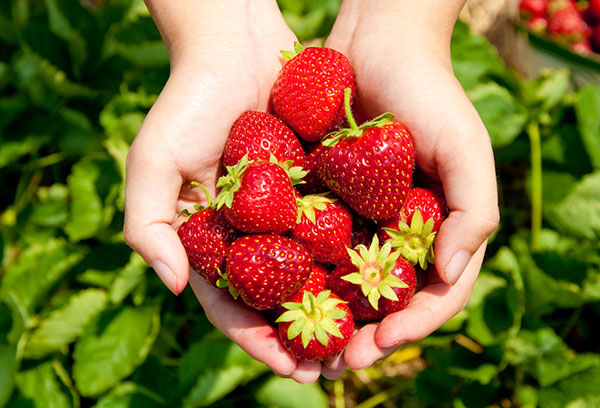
xmin=527 ymin=121 xmax=542 ymax=252
xmin=343 ymin=87 xmax=358 ymax=131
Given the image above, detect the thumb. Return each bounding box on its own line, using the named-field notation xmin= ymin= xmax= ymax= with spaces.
xmin=124 ymin=136 xmax=189 ymax=294
xmin=432 ymin=112 xmax=499 ymax=285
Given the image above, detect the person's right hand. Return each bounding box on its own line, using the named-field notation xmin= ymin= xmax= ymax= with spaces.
xmin=125 ymin=0 xmax=342 ymax=384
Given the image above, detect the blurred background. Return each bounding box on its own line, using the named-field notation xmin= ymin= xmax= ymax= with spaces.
xmin=0 ymin=0 xmax=599 ymax=407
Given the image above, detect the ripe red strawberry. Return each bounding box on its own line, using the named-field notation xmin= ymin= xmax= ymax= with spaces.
xmin=319 ymin=88 xmax=415 ymax=221
xmin=214 ymin=156 xmax=306 ymax=233
xmin=547 ymin=1 xmax=588 ymax=41
xmin=177 ymin=184 xmax=238 ymax=286
xmin=377 ymin=188 xmax=446 ymax=270
xmin=271 ymin=43 xmax=355 ymax=142
xmin=328 ymin=235 xmax=416 ymax=321
xmin=589 ymin=0 xmax=600 ymax=22
xmin=270 ymin=262 xmax=329 ymax=319
xmin=226 ymin=234 xmax=313 ymax=310
xmin=297 ymin=143 xmax=328 ymax=195
xmin=519 ymin=0 xmax=548 ymax=17
xmin=224 ymin=111 xmax=305 ymax=167
xmin=570 ymin=38 xmax=593 ymax=54
xmin=292 ymin=193 xmax=353 ymax=264
xmin=277 ymin=290 xmax=354 ymax=361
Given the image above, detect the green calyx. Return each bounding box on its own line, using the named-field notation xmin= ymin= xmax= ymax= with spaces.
xmin=341 ymin=235 xmax=408 ymax=311
xmin=383 ymin=210 xmax=437 ymax=270
xmin=276 ymin=290 xmax=348 ymax=348
xmin=214 ymin=155 xmax=252 ymax=210
xmin=213 ymin=154 xmax=307 ymax=210
xmin=296 ymin=192 xmax=336 ymax=224
xmin=280 ymin=41 xmax=305 ymax=62
xmin=215 ymin=268 xmax=239 ymax=299
xmin=321 ymin=87 xmax=395 ymax=147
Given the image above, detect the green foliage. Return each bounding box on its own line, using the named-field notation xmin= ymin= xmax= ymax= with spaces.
xmin=0 ymin=0 xmax=599 ymax=407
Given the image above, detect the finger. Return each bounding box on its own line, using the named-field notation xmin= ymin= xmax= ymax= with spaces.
xmin=322 ymin=354 xmax=347 ymax=380
xmin=124 ymin=130 xmax=188 ymax=295
xmin=342 ymin=324 xmax=396 ymax=371
xmin=289 ymin=361 xmax=322 ymax=384
xmin=189 ymin=272 xmax=297 ymax=375
xmin=374 ymin=243 xmax=485 ymax=348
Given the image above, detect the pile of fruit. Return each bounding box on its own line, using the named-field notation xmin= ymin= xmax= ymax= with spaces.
xmin=520 ymin=0 xmax=600 ymax=55
xmin=177 ymin=43 xmax=447 ymax=361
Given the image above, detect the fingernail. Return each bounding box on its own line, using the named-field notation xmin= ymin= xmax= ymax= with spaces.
xmin=445 ymin=250 xmax=471 ymax=285
xmin=152 ymin=261 xmax=178 ymax=294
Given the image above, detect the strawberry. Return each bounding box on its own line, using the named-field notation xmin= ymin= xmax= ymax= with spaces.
xmin=351 ymin=216 xmax=376 ymax=249
xmin=378 ymin=188 xmax=446 ymax=270
xmin=589 ymin=0 xmax=600 ymax=22
xmin=319 ymin=88 xmax=415 ymax=221
xmin=226 ymin=234 xmax=313 ymax=310
xmin=177 ymin=184 xmax=238 ymax=286
xmin=527 ymin=15 xmax=548 ymax=34
xmin=328 ymin=235 xmax=416 ymax=321
xmin=570 ymin=38 xmax=593 ymax=54
xmin=214 ymin=155 xmax=306 ymax=234
xmin=547 ymin=1 xmax=589 ymax=41
xmin=292 ymin=193 xmax=353 ymax=264
xmin=277 ymin=290 xmax=354 ymax=361
xmin=519 ymin=0 xmax=548 ymax=17
xmin=224 ymin=111 xmax=304 ymax=168
xmin=297 ymin=143 xmax=328 ymax=195
xmin=271 ymin=43 xmax=355 ymax=142
xmin=270 ymin=262 xmax=329 ymax=320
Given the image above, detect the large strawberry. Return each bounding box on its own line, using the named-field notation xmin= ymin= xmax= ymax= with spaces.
xmin=226 ymin=234 xmax=313 ymax=310
xmin=291 ymin=193 xmax=353 ymax=264
xmin=224 ymin=111 xmax=304 ymax=167
xmin=519 ymin=0 xmax=548 ymax=17
xmin=214 ymin=155 xmax=306 ymax=233
xmin=271 ymin=43 xmax=355 ymax=142
xmin=328 ymin=235 xmax=416 ymax=321
xmin=177 ymin=183 xmax=238 ymax=286
xmin=277 ymin=290 xmax=354 ymax=361
xmin=319 ymin=88 xmax=415 ymax=221
xmin=378 ymin=188 xmax=446 ymax=270
xmin=547 ymin=0 xmax=589 ymax=41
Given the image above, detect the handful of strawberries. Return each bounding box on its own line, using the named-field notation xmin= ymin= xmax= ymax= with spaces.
xmin=177 ymin=43 xmax=447 ymax=362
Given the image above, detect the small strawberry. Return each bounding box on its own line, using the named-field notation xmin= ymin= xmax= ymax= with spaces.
xmin=527 ymin=15 xmax=548 ymax=34
xmin=328 ymin=235 xmax=416 ymax=321
xmin=570 ymin=38 xmax=593 ymax=54
xmin=319 ymin=88 xmax=415 ymax=221
xmin=271 ymin=43 xmax=355 ymax=142
xmin=292 ymin=193 xmax=353 ymax=264
xmin=297 ymin=143 xmax=328 ymax=195
xmin=277 ymin=290 xmax=354 ymax=361
xmin=177 ymin=183 xmax=238 ymax=286
xmin=224 ymin=111 xmax=305 ymax=167
xmin=519 ymin=0 xmax=548 ymax=17
xmin=226 ymin=234 xmax=313 ymax=310
xmin=378 ymin=188 xmax=446 ymax=270
xmin=214 ymin=155 xmax=306 ymax=234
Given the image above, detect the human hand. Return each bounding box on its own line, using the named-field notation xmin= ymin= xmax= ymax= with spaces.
xmin=124 ymin=0 xmax=343 ymax=383
xmin=325 ymin=0 xmax=500 ymax=369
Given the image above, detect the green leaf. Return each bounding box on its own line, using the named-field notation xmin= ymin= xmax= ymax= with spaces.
xmin=545 ymin=172 xmax=600 ymax=240
xmin=255 ymin=377 xmax=328 ymax=408
xmin=532 ymin=68 xmax=570 ymax=112
xmin=108 ymin=252 xmax=148 ymax=304
xmin=44 ymin=0 xmax=86 ymax=75
xmin=24 ymin=289 xmax=107 ymax=359
xmin=575 ymin=85 xmax=600 ymax=170
xmin=72 ymin=303 xmax=160 ymax=397
xmin=0 ymin=345 xmax=17 ymax=407
xmin=1 ymin=238 xmax=87 ymax=314
xmin=15 ymin=361 xmax=71 ymax=408
xmin=538 ymin=358 xmax=600 ymax=408
xmin=467 ymin=82 xmax=528 ymax=148
xmin=65 ymin=159 xmax=103 ymax=242
xmin=0 ymin=136 xmax=46 ymax=168
xmin=94 ymin=382 xmax=165 ymax=408
xmin=180 ymin=340 xmax=268 ymax=408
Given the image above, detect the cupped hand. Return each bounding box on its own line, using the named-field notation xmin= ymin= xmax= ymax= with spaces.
xmin=325 ymin=0 xmax=500 ymax=370
xmin=124 ymin=1 xmax=342 ymax=383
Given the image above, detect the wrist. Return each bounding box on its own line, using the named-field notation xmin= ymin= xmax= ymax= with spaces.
xmin=144 ymin=0 xmax=286 ymax=64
